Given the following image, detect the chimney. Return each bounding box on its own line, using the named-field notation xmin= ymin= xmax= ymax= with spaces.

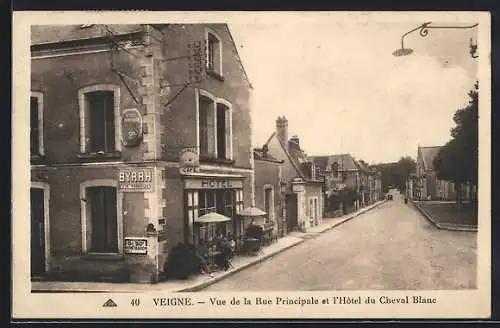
xmin=290 ymin=135 xmax=300 ymax=147
xmin=276 ymin=116 xmax=288 ymax=142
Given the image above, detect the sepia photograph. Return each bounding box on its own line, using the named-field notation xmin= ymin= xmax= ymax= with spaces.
xmin=12 ymin=11 xmax=491 ymax=319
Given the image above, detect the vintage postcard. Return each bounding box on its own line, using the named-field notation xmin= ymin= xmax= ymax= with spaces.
xmin=12 ymin=11 xmax=491 ymax=319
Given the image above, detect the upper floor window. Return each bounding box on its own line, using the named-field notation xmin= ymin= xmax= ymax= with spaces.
xmin=197 ymin=90 xmax=232 ymax=161
xmin=78 ymin=85 xmax=121 ymax=154
xmin=30 ymin=92 xmax=44 ymax=156
xmin=206 ymin=30 xmax=222 ymax=76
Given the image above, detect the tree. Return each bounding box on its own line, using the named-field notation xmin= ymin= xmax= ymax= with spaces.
xmin=375 ymin=158 xmax=416 ymax=194
xmin=433 ymin=82 xmax=478 ymax=204
xmin=396 ymin=156 xmax=417 ymax=192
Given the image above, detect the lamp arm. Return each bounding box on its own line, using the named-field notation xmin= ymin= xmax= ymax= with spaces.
xmin=399 ymin=22 xmax=479 ymax=49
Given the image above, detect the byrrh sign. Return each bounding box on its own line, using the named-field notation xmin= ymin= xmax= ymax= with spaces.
xmin=118 ymin=168 xmax=154 ymax=192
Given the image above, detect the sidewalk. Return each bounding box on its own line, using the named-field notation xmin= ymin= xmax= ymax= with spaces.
xmin=410 ymin=199 xmax=478 ymax=232
xmin=32 ymin=200 xmax=386 ymax=293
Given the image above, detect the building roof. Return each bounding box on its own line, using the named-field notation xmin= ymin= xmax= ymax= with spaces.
xmin=259 ymin=132 xmax=317 ymax=181
xmin=31 ymin=24 xmax=143 ymax=45
xmin=419 ymin=146 xmax=442 ymax=171
xmin=309 ymin=154 xmax=359 ymax=171
xmin=355 ymin=160 xmax=370 ymax=173
xmin=253 ymin=148 xmax=283 ymax=164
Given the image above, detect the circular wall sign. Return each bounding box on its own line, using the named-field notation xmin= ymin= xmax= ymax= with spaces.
xmin=121 ymin=108 xmax=143 ymax=147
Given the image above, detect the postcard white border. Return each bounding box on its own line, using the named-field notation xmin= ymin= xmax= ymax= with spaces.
xmin=12 ymin=11 xmax=491 ymax=319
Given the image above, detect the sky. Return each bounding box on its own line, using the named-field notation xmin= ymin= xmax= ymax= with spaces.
xmin=229 ymin=17 xmax=478 ymax=164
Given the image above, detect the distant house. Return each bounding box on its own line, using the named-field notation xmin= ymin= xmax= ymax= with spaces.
xmin=262 ymin=116 xmax=324 ymax=232
xmin=310 ymin=153 xmax=364 ymax=213
xmin=416 ymin=145 xmax=470 ymax=201
xmin=253 ymin=146 xmax=285 ymax=237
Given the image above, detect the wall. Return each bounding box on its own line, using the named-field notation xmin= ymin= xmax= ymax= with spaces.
xmin=305 ymin=183 xmax=324 ymax=226
xmin=159 ymin=24 xmax=253 ymax=170
xmin=31 ymin=43 xmax=149 ymax=163
xmin=254 ymin=159 xmax=282 ymax=232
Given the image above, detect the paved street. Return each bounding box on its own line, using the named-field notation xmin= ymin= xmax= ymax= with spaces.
xmin=203 ymin=196 xmax=477 ymax=291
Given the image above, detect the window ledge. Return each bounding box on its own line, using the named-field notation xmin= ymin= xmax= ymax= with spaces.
xmin=77 ymin=151 xmax=122 ymax=160
xmin=206 ymin=70 xmax=225 ymax=81
xmin=199 ymin=155 xmax=235 ymax=165
xmin=82 ymin=253 xmax=125 ymax=260
xmin=31 ymin=155 xmax=47 ymax=163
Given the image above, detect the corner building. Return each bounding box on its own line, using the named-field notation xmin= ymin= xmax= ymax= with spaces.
xmin=30 ymin=24 xmax=253 ymax=283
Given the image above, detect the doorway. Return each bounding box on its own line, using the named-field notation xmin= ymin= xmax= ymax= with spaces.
xmin=31 ymin=187 xmax=46 ymax=277
xmin=285 ymin=194 xmax=298 ymax=231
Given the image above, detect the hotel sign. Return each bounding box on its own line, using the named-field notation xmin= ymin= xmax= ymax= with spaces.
xmin=184 ymin=178 xmax=243 ymax=190
xmin=118 ymin=168 xmax=154 ymax=192
xmin=124 ymin=237 xmax=148 ymax=254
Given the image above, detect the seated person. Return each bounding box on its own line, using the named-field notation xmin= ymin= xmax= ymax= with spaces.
xmin=214 ymin=238 xmax=232 ymax=271
xmin=226 ymin=232 xmax=236 ymax=256
xmin=196 ymin=239 xmax=213 ymax=277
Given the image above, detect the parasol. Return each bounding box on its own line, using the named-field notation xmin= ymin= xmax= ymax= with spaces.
xmin=195 ymin=212 xmax=232 ymax=223
xmin=237 ymin=206 xmax=267 ymax=217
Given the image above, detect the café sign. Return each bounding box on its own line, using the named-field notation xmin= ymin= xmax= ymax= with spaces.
xmin=121 ymin=108 xmax=143 ymax=147
xmin=179 ymin=148 xmax=200 ymax=175
xmin=118 ymin=168 xmax=154 ymax=192
xmin=124 ymin=237 xmax=148 ymax=254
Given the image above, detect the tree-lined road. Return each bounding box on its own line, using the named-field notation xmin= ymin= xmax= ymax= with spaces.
xmin=203 ymin=195 xmax=477 ymax=291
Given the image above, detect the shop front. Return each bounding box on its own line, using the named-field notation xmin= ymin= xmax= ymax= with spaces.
xmin=183 ymin=173 xmax=245 ymax=247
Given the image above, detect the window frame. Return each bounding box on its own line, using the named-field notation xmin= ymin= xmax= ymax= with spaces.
xmin=30 ymin=181 xmax=51 ymax=272
xmin=205 ymin=28 xmax=223 ymax=76
xmin=78 ymin=85 xmax=121 ymax=154
xmin=80 ymin=179 xmax=123 ymax=255
xmin=195 ymin=89 xmax=233 ymax=161
xmin=263 ymin=184 xmax=275 ymax=224
xmin=30 ymin=92 xmax=44 ymax=156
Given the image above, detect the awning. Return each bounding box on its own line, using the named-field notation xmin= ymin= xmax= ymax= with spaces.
xmin=195 ymin=212 xmax=232 ymax=223
xmin=237 ymin=206 xmax=267 ymax=217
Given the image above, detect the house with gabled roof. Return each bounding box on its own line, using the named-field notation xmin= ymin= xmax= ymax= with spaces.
xmin=258 ymin=116 xmax=324 ymax=232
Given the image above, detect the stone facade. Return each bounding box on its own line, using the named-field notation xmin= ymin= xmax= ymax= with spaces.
xmin=30 ymin=24 xmax=253 ymax=283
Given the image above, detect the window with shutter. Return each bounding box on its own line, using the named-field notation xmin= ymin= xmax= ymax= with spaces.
xmin=30 ymin=96 xmax=40 ymax=156
xmin=87 ymin=186 xmax=118 ymax=253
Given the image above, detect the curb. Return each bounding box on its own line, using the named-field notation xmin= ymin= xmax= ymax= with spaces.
xmin=178 ymin=199 xmax=388 ymax=292
xmin=325 ymin=200 xmax=388 ymax=232
xmin=410 ymin=200 xmax=477 ymax=232
xmin=177 ymin=239 xmax=306 ymax=292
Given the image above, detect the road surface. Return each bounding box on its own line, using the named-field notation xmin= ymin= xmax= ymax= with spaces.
xmin=203 ymin=196 xmax=477 ymax=291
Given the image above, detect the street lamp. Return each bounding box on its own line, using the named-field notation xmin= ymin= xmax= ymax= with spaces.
xmin=392 ymin=22 xmax=479 ymax=58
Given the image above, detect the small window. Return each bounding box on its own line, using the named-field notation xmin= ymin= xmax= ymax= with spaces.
xmin=86 ymin=91 xmax=116 ymax=153
xmin=206 ymin=31 xmax=221 ymax=75
xmin=87 ymin=186 xmax=118 ymax=253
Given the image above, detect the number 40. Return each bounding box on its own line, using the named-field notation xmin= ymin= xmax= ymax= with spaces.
xmin=131 ymin=298 xmax=140 ymax=306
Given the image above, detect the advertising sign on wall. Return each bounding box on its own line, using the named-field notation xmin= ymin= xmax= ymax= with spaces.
xmin=124 ymin=237 xmax=148 ymax=254
xmin=121 ymin=108 xmax=143 ymax=147
xmin=118 ymin=168 xmax=154 ymax=192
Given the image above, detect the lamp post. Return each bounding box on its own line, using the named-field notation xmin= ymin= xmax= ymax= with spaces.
xmin=392 ymin=22 xmax=479 ymax=58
